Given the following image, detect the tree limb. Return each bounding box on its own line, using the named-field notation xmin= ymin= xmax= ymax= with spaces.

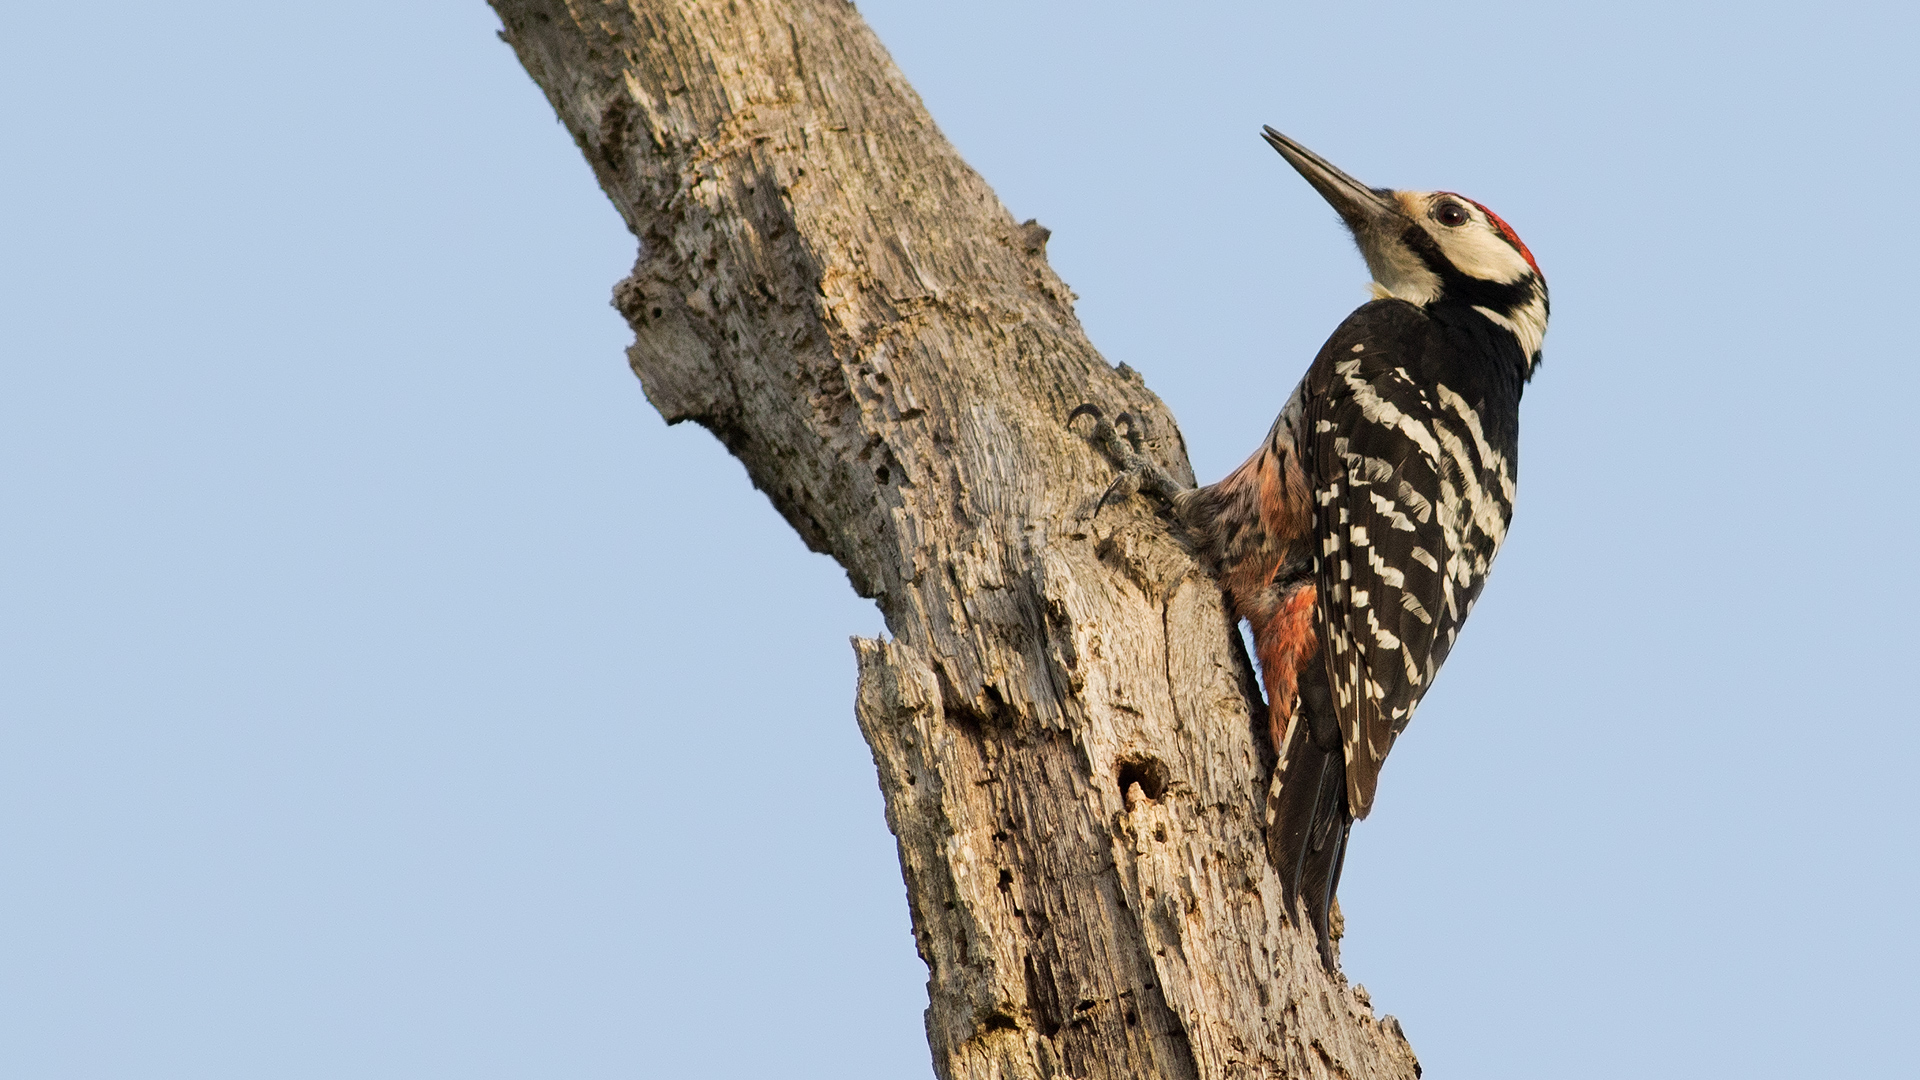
xmin=489 ymin=2 xmax=1421 ymax=1076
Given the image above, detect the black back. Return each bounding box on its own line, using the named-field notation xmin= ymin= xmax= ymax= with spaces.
xmin=1299 ymin=298 xmax=1526 ymax=817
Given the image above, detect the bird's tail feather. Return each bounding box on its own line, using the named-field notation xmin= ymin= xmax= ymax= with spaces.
xmin=1268 ymin=710 xmax=1353 ymax=969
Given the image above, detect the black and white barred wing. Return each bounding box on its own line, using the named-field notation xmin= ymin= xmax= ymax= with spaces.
xmin=1308 ymin=348 xmax=1511 ymax=819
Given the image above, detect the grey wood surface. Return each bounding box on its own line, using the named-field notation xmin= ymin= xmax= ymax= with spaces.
xmin=491 ymin=3 xmax=1422 ymax=1076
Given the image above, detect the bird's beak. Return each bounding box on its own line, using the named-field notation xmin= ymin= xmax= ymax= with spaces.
xmin=1261 ymin=126 xmax=1401 ymax=233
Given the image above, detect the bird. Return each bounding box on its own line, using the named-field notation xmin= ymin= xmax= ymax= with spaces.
xmin=1071 ymin=126 xmax=1547 ymax=966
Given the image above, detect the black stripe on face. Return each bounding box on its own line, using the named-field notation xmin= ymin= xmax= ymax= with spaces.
xmin=1399 ymin=224 xmax=1539 ymax=316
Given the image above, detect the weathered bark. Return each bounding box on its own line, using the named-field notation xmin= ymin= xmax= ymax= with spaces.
xmin=489 ymin=3 xmax=1421 ymax=1077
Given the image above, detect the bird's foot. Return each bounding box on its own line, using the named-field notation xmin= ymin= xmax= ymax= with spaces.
xmin=1067 ymin=404 xmax=1186 ymax=517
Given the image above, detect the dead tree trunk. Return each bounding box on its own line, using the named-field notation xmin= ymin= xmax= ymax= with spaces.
xmin=489 ymin=3 xmax=1422 ymax=1077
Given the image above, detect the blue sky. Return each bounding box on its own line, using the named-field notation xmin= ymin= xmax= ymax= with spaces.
xmin=3 ymin=2 xmax=1916 ymax=1077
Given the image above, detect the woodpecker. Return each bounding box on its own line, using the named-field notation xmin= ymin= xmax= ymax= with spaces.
xmin=1073 ymin=127 xmax=1547 ymax=966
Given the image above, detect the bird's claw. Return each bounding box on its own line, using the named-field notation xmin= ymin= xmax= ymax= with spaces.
xmin=1067 ymin=403 xmax=1184 ymax=519
xmin=1067 ymin=404 xmax=1150 ymax=453
xmin=1066 ymin=402 xmax=1104 ymax=427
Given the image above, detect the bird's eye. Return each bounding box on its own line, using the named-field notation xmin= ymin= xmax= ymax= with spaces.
xmin=1433 ymin=201 xmax=1470 ymax=227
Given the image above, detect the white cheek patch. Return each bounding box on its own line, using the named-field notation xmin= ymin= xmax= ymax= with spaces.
xmin=1396 ymin=191 xmax=1535 ymax=285
xmin=1424 ymin=220 xmax=1535 ymax=284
